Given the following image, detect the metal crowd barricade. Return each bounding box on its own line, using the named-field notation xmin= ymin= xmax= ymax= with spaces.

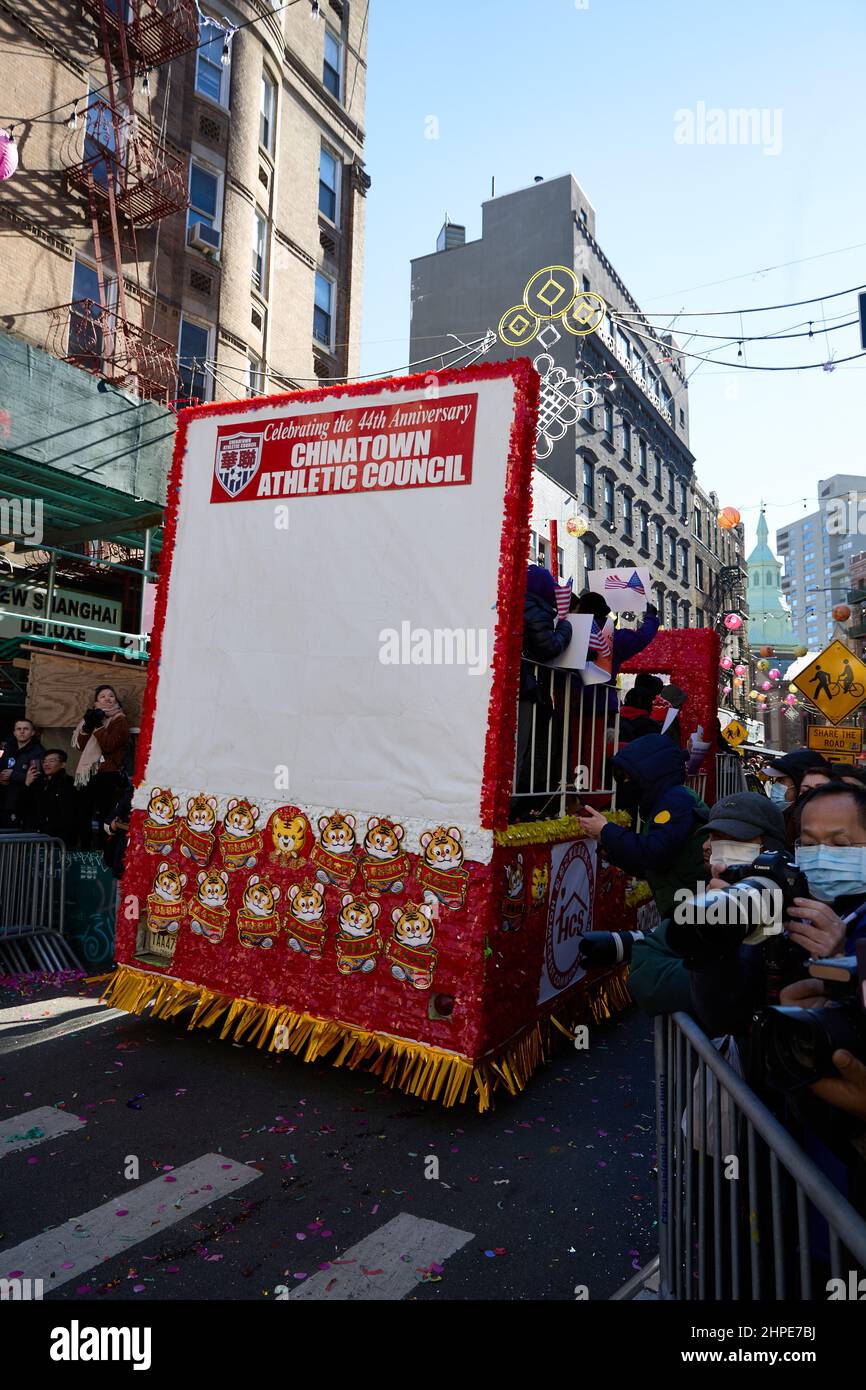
xmin=0 ymin=833 xmax=78 ymax=972
xmin=655 ymin=1011 xmax=866 ymax=1300
xmin=715 ymin=752 xmax=747 ymax=799
xmin=512 ymin=663 xmax=620 ymax=817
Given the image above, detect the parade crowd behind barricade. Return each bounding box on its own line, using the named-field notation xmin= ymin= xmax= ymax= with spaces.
xmin=516 ymin=559 xmax=866 ymax=1227
xmin=0 ymin=683 xmax=133 ymax=873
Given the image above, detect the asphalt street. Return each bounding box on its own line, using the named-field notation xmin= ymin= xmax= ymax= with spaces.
xmin=0 ymin=975 xmax=657 ymax=1302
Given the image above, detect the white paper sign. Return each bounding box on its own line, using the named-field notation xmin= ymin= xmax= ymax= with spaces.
xmin=539 ymin=615 xmax=593 ymax=671
xmin=588 ymin=567 xmax=651 ymax=614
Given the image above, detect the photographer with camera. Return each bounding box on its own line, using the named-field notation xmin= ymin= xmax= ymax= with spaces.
xmin=624 ymin=792 xmax=788 ymax=1016
xmin=0 ymin=718 xmax=46 ymax=830
xmin=73 ymin=684 xmax=131 ymax=850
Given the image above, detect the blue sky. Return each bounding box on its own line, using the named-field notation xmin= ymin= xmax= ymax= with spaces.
xmin=359 ymin=0 xmax=866 ymax=555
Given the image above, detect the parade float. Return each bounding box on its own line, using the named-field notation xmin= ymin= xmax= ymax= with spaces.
xmin=104 ymin=358 xmax=703 ymax=1108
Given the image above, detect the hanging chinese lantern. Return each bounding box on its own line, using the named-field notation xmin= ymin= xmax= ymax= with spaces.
xmin=761 ymin=680 xmax=772 ymax=691
xmin=734 ymin=663 xmax=747 ymax=677
xmin=769 ymin=668 xmax=781 ymax=680
xmin=722 ymin=684 xmax=732 ymax=695
xmin=565 ymin=514 xmax=589 ymax=538
xmin=720 ymin=656 xmax=733 ymax=670
xmin=785 ymin=693 xmax=797 ymax=706
xmin=794 ymin=645 xmax=808 ymax=657
xmin=0 ymin=129 xmax=17 ymax=183
xmin=757 ymin=659 xmax=769 ymax=671
xmin=833 ymin=604 xmax=851 ymax=622
xmin=748 ymin=689 xmax=759 ymax=699
xmin=718 ymin=507 xmax=741 ymax=530
xmin=724 ymin=613 xmax=743 ymax=631
xmin=758 ymin=646 xmax=773 ymax=657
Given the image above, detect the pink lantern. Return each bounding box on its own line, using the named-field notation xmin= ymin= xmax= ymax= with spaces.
xmin=720 ymin=656 xmax=733 ymax=670
xmin=769 ymin=668 xmax=781 ymax=680
xmin=0 ymin=129 xmax=18 ymax=184
xmin=761 ymin=680 xmax=772 ymax=692
xmin=784 ymin=693 xmax=797 ymax=706
xmin=722 ymin=684 xmax=732 ymax=695
xmin=724 ymin=614 xmax=743 ymax=631
xmin=734 ymin=664 xmax=747 ymax=677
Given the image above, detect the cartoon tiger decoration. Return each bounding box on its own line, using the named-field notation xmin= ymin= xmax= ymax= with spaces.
xmin=145 ymin=861 xmax=188 ymax=935
xmin=310 ymin=812 xmax=358 ymax=889
xmin=219 ymin=798 xmax=263 ymax=871
xmin=335 ymin=894 xmax=381 ymax=974
xmin=531 ymin=863 xmax=549 ymax=906
xmin=387 ymin=897 xmax=438 ymax=990
xmin=178 ymin=794 xmax=219 ymax=867
xmin=360 ymin=817 xmax=409 ymax=896
xmin=269 ymin=808 xmax=311 ymax=870
xmin=415 ymin=826 xmax=469 ymax=910
xmin=143 ymin=788 xmax=179 ymax=855
xmin=286 ymin=879 xmax=327 ymax=958
xmin=189 ymin=868 xmax=230 ymax=944
xmin=500 ymin=853 xmax=525 ymax=933
xmin=236 ymin=874 xmax=281 ymax=949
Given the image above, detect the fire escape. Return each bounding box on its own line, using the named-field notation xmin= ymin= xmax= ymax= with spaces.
xmin=52 ymin=0 xmax=199 ymax=402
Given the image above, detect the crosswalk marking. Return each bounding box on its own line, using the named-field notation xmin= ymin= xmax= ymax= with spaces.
xmin=288 ymin=1212 xmax=474 ymax=1300
xmin=0 ymin=1106 xmax=86 ymax=1157
xmin=0 ymin=1008 xmax=128 ymax=1057
xmin=0 ymin=1152 xmax=261 ymax=1291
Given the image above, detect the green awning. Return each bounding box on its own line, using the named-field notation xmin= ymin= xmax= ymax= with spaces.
xmin=0 ymin=450 xmax=163 ymax=552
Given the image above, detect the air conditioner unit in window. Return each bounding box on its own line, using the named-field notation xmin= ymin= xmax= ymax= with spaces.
xmin=188 ymin=221 xmax=221 ymax=254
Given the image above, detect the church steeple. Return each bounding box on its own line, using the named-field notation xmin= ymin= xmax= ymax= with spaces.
xmin=746 ymin=507 xmax=794 ymax=648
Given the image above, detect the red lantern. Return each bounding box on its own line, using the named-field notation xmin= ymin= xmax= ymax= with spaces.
xmin=724 ymin=614 xmax=743 ymax=631
xmin=734 ymin=663 xmax=747 ymax=677
xmin=833 ymin=604 xmax=851 ymax=622
xmin=720 ymin=656 xmax=733 ymax=670
xmin=759 ymin=646 xmax=774 ymax=657
xmin=719 ymin=507 xmax=741 ymax=530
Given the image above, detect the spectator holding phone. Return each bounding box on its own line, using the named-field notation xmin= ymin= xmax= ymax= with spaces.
xmin=22 ymin=748 xmax=78 ymax=847
xmin=74 ymin=684 xmax=131 ymax=849
xmin=0 ymin=718 xmax=46 ymax=830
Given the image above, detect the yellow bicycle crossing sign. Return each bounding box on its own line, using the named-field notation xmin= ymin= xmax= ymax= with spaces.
xmin=791 ymin=640 xmax=866 ymax=726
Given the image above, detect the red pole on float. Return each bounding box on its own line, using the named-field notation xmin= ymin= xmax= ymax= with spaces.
xmin=549 ymin=520 xmax=558 ymax=580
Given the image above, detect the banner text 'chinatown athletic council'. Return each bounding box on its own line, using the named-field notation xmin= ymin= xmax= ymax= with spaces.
xmin=210 ymin=392 xmax=478 ymax=503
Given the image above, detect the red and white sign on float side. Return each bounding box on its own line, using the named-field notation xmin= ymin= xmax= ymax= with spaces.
xmin=107 ymin=361 xmax=633 ymax=1109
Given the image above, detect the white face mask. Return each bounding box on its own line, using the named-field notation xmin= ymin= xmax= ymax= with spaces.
xmin=767 ymin=782 xmax=789 ymax=806
xmin=708 ymin=839 xmax=763 ymax=871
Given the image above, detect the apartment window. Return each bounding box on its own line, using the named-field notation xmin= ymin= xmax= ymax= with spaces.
xmin=582 ymin=275 xmax=590 ymax=293
xmin=639 ymin=507 xmax=649 ymax=551
xmin=680 ymin=544 xmax=689 ymax=584
xmin=248 ymin=352 xmax=266 ymax=397
xmin=654 ymin=457 xmax=662 ymax=495
xmin=681 ymin=600 xmax=690 ymax=626
xmin=667 ymin=467 xmax=676 ymax=508
xmin=69 ymin=257 xmax=113 ymax=366
xmin=177 ymin=317 xmax=211 ymax=403
xmin=582 ymin=458 xmax=595 ymax=509
xmin=583 ymin=538 xmax=596 ymax=573
xmin=313 ymin=271 xmax=334 ymax=346
xmin=668 ymin=535 xmax=677 ymax=573
xmin=319 ymin=146 xmax=340 ymax=222
xmin=654 ymin=519 xmax=664 ymax=562
xmin=623 ymin=493 xmax=633 ymax=537
xmin=582 ymin=385 xmax=594 ymax=426
xmin=196 ymin=16 xmax=230 ymax=106
xmin=623 ymin=420 xmax=632 ymax=461
xmin=638 ymin=437 xmax=647 ymax=479
xmin=603 ymin=402 xmax=614 ymax=444
xmin=696 ymin=606 xmax=704 ymax=627
xmin=604 ymin=478 xmax=615 ymax=525
xmin=83 ymin=88 xmax=122 ymax=191
xmin=616 ymin=328 xmax=631 ymax=362
xmin=260 ymin=71 xmax=276 ymax=153
xmin=669 ymin=593 xmax=678 ymax=627
xmin=252 ymin=210 xmax=268 ymax=293
xmin=579 ymin=208 xmax=587 ymax=225
xmin=694 ymin=506 xmax=702 ymax=540
xmin=679 ymin=481 xmax=688 ymax=521
xmin=187 ymin=161 xmax=221 ymax=234
xmin=323 ymin=28 xmax=344 ymax=100
xmin=695 ymin=556 xmax=704 ymax=590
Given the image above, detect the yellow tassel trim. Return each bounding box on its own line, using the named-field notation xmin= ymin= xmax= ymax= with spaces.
xmin=100 ymin=962 xmax=632 ymax=1111
xmin=624 ymin=880 xmax=653 ymax=908
xmin=495 ymin=809 xmax=631 ymax=847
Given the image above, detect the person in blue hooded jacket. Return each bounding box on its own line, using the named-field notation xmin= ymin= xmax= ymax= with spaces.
xmin=514 ymin=565 xmax=572 ymax=798
xmin=576 ymin=732 xmax=709 ymax=918
xmin=573 ymin=591 xmax=660 ymax=713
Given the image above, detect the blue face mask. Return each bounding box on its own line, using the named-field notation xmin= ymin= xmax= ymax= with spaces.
xmin=794 ymin=844 xmax=866 ymax=903
xmin=767 ymin=782 xmax=788 ymax=806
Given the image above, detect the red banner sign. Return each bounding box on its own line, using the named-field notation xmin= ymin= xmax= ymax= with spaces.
xmin=211 ymin=394 xmax=478 ymax=504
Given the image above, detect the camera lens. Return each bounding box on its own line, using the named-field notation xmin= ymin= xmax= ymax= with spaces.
xmin=579 ymin=931 xmax=640 ymax=967
xmin=756 ymin=1006 xmax=865 ymax=1091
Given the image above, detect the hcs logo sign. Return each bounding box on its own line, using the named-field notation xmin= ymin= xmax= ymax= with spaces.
xmin=538 ymin=838 xmax=595 ymax=1003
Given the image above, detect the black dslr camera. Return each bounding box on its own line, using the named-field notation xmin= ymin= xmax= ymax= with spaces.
xmin=82 ymin=707 xmax=106 ymax=733
xmin=753 ymin=948 xmax=866 ymax=1091
xmin=666 ymin=849 xmax=810 ymax=967
xmin=579 ymin=929 xmax=644 ymax=968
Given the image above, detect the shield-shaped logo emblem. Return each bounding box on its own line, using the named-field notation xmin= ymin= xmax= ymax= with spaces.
xmin=215 ymin=433 xmax=263 ymax=499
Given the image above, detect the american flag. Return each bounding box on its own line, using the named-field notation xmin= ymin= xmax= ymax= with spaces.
xmin=604 ymin=571 xmax=646 ymax=596
xmin=554 ymin=577 xmax=573 ymax=621
xmin=588 ymin=620 xmax=613 ymax=659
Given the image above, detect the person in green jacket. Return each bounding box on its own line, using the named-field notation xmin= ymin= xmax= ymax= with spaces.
xmin=627 ymin=791 xmax=788 ymax=1016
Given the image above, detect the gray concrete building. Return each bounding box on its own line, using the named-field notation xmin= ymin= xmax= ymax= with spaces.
xmin=410 ymin=174 xmax=741 ymax=628
xmin=777 ymin=474 xmax=866 ymax=650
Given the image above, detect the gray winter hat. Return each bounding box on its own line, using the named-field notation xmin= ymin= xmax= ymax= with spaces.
xmin=705 ymin=792 xmax=787 ymax=850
